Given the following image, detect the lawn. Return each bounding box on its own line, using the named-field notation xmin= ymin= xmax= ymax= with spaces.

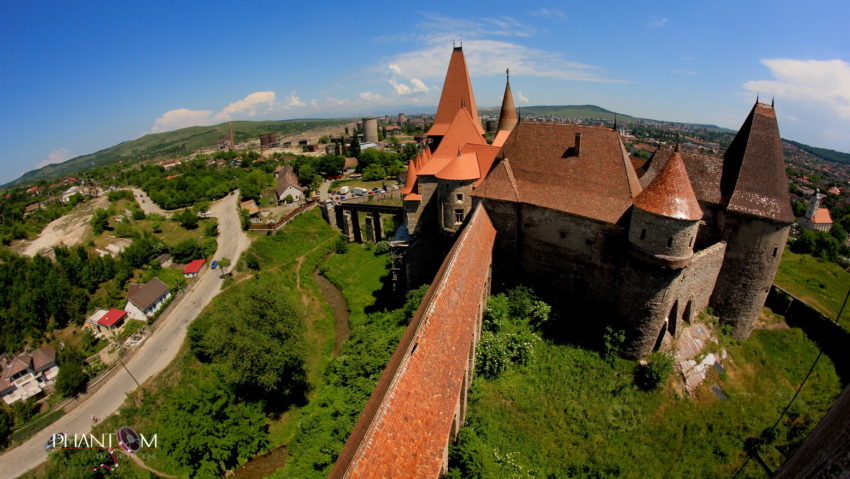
xmin=775 ymin=246 xmax=850 ymax=329
xmin=450 ymin=305 xmax=843 ymax=478
xmin=320 ymin=244 xmax=392 ymax=328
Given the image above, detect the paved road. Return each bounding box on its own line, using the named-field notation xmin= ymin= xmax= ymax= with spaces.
xmin=319 ymin=180 xmax=331 ymax=202
xmin=131 ymin=188 xmax=170 ymax=217
xmin=0 ymin=191 xmax=251 ymax=479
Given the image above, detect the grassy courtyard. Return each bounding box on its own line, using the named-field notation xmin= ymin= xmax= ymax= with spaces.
xmin=449 ymin=298 xmax=844 ymax=478
xmin=775 ymin=246 xmax=850 ymax=330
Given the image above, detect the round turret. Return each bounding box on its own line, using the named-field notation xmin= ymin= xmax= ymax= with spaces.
xmin=629 ymin=151 xmax=702 ymax=264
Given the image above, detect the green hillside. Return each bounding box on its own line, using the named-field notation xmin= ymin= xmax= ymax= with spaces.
xmin=5 ymin=118 xmax=349 ymax=188
xmin=512 ymin=104 xmax=636 ymax=121
xmin=786 ymin=139 xmax=850 ymax=165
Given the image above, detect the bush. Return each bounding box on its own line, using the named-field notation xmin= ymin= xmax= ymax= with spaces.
xmin=246 ymin=255 xmax=260 ymax=271
xmin=204 ymin=218 xmax=219 ymax=237
xmin=90 ymin=209 xmax=109 ymax=235
xmin=634 ymin=351 xmax=674 ymax=391
xmin=285 ymin=194 xmax=294 ymax=204
xmin=107 ymin=190 xmax=134 ymax=202
xmin=476 ymin=332 xmax=509 ymax=379
xmin=374 ymin=241 xmax=390 ymax=255
xmin=334 ymin=235 xmax=348 ymax=254
xmin=603 ymin=327 xmax=626 ymax=363
xmin=174 ymin=209 xmax=199 ymax=230
xmin=484 ymin=295 xmax=510 ymax=333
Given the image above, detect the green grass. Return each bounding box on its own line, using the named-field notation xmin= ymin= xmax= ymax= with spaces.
xmin=775 ymin=246 xmax=850 ymax=329
xmin=155 ymin=267 xmax=187 ymax=291
xmin=451 ymin=320 xmax=842 ymax=478
xmin=320 ymin=245 xmax=391 ymax=328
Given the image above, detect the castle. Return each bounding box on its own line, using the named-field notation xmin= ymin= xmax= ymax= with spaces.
xmin=396 ymin=46 xmax=793 ymax=358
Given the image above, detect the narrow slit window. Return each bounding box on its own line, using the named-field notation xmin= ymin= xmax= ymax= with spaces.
xmin=560 ymin=231 xmax=566 ymax=239
xmin=640 ymin=229 xmax=646 ymax=240
xmin=456 ymin=193 xmax=463 ymax=202
xmin=667 ymin=237 xmax=673 ymax=248
xmin=772 ymin=247 xmax=778 ymax=257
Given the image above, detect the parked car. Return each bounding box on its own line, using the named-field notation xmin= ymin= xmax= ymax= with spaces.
xmin=44 ymin=433 xmax=65 ymax=451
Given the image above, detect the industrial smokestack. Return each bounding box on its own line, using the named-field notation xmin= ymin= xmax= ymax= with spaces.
xmin=575 ymin=132 xmax=582 ymax=156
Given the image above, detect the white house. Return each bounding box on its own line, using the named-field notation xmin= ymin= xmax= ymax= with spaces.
xmin=0 ymin=346 xmax=59 ymax=405
xmin=125 ymin=278 xmax=171 ymax=321
xmin=275 ymin=165 xmax=306 ymax=204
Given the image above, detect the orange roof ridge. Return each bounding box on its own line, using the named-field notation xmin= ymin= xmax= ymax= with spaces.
xmin=426 ymin=47 xmax=485 ymax=137
xmin=502 ymin=158 xmax=521 ymax=202
xmin=401 ymin=159 xmax=418 ymax=195
xmin=618 ymin=135 xmax=642 ymax=198
xmin=633 ymin=151 xmax=702 ymax=221
xmin=419 ymin=108 xmax=486 ymax=176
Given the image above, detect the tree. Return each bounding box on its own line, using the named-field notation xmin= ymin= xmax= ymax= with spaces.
xmin=830 ymin=223 xmax=847 ymax=245
xmin=190 ymin=282 xmax=307 ymax=399
xmin=362 ymin=164 xmax=387 ymax=181
xmin=90 ymin=209 xmax=109 ymax=235
xmin=0 ymin=408 xmax=12 ymax=448
xmin=174 ymin=209 xmax=199 ymax=230
xmin=56 ymin=348 xmax=89 ymax=398
xmin=350 ymin=134 xmax=361 ymax=158
xmin=204 ymin=218 xmax=219 ymax=237
xmin=171 ymin=238 xmax=207 ymax=262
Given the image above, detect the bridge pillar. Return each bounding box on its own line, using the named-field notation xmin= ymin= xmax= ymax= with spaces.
xmin=372 ymin=212 xmax=383 ymax=241
xmin=350 ymin=210 xmax=362 ymax=243
xmin=365 ymin=215 xmax=375 ymax=242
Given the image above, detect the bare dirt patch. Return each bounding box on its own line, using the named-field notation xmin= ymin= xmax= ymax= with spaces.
xmin=15 ymin=196 xmax=109 ymax=256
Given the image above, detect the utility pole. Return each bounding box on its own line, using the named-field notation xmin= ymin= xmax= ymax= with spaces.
xmin=108 ymin=327 xmax=141 ymax=387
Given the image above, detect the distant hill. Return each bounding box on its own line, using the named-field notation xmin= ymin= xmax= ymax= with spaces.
xmin=786 ymin=140 xmax=850 ymax=165
xmin=4 ymin=118 xmax=349 ymax=188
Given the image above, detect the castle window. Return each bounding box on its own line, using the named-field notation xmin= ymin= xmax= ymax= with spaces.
xmin=454 ymin=209 xmax=464 ymax=224
xmin=560 ymin=231 xmax=566 ymax=239
xmin=456 ymin=193 xmax=464 ymax=202
xmin=772 ymin=247 xmax=778 ymax=257
xmin=666 ymin=237 xmax=673 ymax=248
xmin=689 ymin=237 xmax=693 ymax=247
xmin=640 ymin=229 xmax=646 ymax=240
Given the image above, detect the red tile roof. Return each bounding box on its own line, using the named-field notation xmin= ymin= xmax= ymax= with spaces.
xmin=497 ymin=75 xmax=518 ymax=132
xmin=98 ymin=309 xmax=128 ymax=327
xmin=400 ymin=160 xmax=418 ymax=195
xmin=813 ymin=208 xmax=833 ymax=224
xmin=426 ymin=47 xmax=484 ymax=137
xmin=633 ymin=151 xmax=703 ymax=221
xmin=475 ymin=122 xmax=641 ymax=224
xmin=183 ymin=259 xmax=206 ymax=274
xmin=418 ymin=108 xmax=486 ymax=177
xmin=331 ymin=204 xmax=496 ymax=478
xmin=436 ymin=152 xmax=480 ymax=181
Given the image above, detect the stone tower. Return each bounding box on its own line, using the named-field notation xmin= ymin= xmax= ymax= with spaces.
xmin=710 ymin=102 xmax=794 ymax=339
xmin=620 ymin=151 xmax=704 ymax=357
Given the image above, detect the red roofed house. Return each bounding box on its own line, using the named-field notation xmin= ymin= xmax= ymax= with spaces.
xmin=800 ymin=189 xmax=833 ymax=232
xmin=98 ymin=308 xmax=128 ymax=329
xmin=183 ymin=259 xmax=206 ymax=278
xmin=125 ymin=278 xmax=171 ymax=321
xmin=1 ymin=346 xmax=58 ymax=405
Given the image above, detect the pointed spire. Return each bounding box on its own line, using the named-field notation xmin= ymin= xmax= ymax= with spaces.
xmin=634 ymin=151 xmax=702 ymax=221
xmin=613 ymin=113 xmax=618 ymax=130
xmin=771 ymin=97 xmax=775 ymax=108
xmin=497 ymin=68 xmax=518 ymax=133
xmin=426 ymin=47 xmax=484 ymax=136
xmin=675 ymin=134 xmax=680 ymax=152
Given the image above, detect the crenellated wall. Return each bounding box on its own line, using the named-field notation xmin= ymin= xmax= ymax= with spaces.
xmin=329 ymin=204 xmax=496 ymax=478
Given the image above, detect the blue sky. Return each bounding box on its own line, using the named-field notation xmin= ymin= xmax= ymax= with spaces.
xmin=1 ymin=0 xmax=848 ymax=184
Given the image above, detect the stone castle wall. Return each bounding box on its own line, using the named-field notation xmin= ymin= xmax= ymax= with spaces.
xmin=618 ymin=242 xmax=727 ymax=358
xmin=438 ymin=180 xmax=474 ymax=233
xmin=711 ymin=212 xmax=791 ymax=339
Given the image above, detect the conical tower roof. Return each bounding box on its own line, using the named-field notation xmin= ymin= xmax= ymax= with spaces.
xmin=496 ymin=69 xmax=517 ymax=132
xmin=720 ymin=101 xmax=794 ymax=223
xmin=426 ymin=47 xmax=485 ymax=137
xmin=633 ymin=151 xmax=702 ymax=221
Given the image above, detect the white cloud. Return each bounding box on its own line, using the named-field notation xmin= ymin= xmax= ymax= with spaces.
xmin=743 ymin=58 xmax=850 ymax=152
xmin=530 ymin=8 xmax=566 ymax=20
xmin=388 ymin=63 xmax=403 ymax=75
xmin=649 ymin=17 xmax=668 ymax=28
xmin=744 ymin=59 xmax=850 ymax=119
xmin=388 ymin=78 xmax=430 ymax=95
xmin=325 ymin=97 xmax=350 ymax=106
xmin=38 ymin=148 xmax=74 ymax=168
xmin=379 ymin=39 xmax=621 ymax=83
xmin=218 ymin=91 xmax=276 ymax=118
xmin=309 ymin=98 xmax=319 ymax=107
xmin=151 ymin=108 xmax=214 ymax=132
xmin=359 ymin=91 xmax=382 ymax=102
xmin=283 ymin=91 xmax=306 ymax=108
xmin=518 ymin=91 xmax=529 ymax=104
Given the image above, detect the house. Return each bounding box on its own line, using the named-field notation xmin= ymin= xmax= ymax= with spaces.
xmin=183 ymin=259 xmax=206 ymax=278
xmin=97 ymin=308 xmax=128 ymax=331
xmin=385 ymin=125 xmax=402 ymax=136
xmin=799 ymin=190 xmax=833 ymax=232
xmin=23 ymin=202 xmax=43 ymax=217
xmin=0 ymin=346 xmax=59 ymax=405
xmin=240 ymin=199 xmax=260 ymax=216
xmin=275 ymin=165 xmax=306 ymax=204
xmin=60 ymin=186 xmax=83 ymax=203
xmin=125 ymin=278 xmax=171 ymax=321
xmin=344 ymin=157 xmax=359 ymax=173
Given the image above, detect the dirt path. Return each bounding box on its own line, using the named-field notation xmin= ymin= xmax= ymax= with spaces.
xmin=15 ymin=195 xmax=109 ymax=256
xmin=312 ymin=269 xmax=350 ymax=357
